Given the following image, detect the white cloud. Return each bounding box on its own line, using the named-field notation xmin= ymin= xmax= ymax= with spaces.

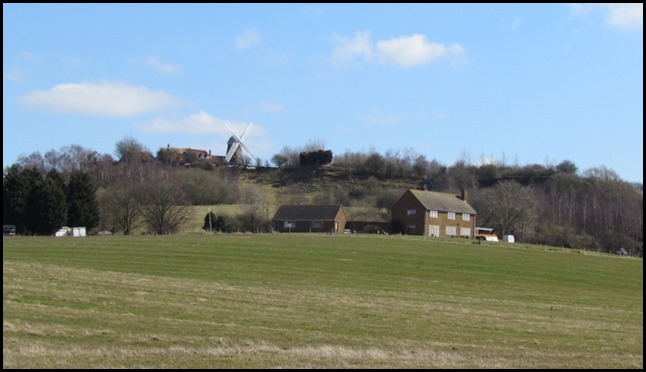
xmin=20 ymin=81 xmax=180 ymax=116
xmin=235 ymin=28 xmax=261 ymax=49
xmin=376 ymin=34 xmax=465 ymax=67
xmin=570 ymin=4 xmax=643 ymax=30
xmin=140 ymin=111 xmax=272 ymax=160
xmin=330 ymin=31 xmax=372 ymax=65
xmin=140 ymin=110 xmax=266 ymax=137
xmin=605 ymin=3 xmax=643 ymax=30
xmin=331 ymin=32 xmax=465 ymax=68
xmin=131 ymin=56 xmax=181 ymax=73
xmin=142 ymin=111 xmax=224 ymax=134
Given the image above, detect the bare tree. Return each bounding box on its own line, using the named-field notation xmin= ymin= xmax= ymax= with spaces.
xmin=271 ymin=146 xmax=299 ymax=168
xmin=114 ymin=135 xmax=152 ymax=163
xmin=238 ymin=185 xmax=271 ymax=232
xmin=140 ymin=181 xmax=191 ymax=234
xmin=474 ymin=180 xmax=537 ymax=239
xmin=15 ymin=152 xmax=46 ymax=172
xmin=44 ymin=145 xmax=99 ymax=174
xmin=302 ymin=138 xmax=326 ymax=152
xmin=97 ymin=183 xmax=143 ymax=235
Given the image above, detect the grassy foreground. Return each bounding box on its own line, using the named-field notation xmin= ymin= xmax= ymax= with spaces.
xmin=3 ymin=234 xmax=643 ymax=368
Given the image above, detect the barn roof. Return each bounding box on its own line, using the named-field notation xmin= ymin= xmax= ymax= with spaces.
xmin=408 ymin=189 xmax=477 ymax=215
xmin=273 ymin=205 xmax=345 ymax=221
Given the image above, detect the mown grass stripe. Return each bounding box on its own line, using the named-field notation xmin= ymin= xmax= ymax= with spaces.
xmin=3 ymin=235 xmax=642 ymax=368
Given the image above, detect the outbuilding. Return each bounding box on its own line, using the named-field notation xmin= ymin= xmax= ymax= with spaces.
xmin=272 ymin=205 xmax=347 ymax=233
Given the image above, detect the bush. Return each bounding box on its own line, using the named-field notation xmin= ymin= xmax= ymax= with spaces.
xmin=299 ymin=150 xmax=333 ymax=167
xmin=203 ymin=213 xmax=236 ymax=233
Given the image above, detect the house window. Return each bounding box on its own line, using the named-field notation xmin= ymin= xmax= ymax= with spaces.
xmin=429 ymin=225 xmax=440 ymax=237
xmin=462 ymin=213 xmax=470 ymax=221
xmin=446 ymin=226 xmax=457 ymax=236
xmin=311 ymin=221 xmax=324 ymax=229
xmin=284 ymin=221 xmax=296 ymax=229
xmin=429 ymin=210 xmax=438 ymax=218
xmin=406 ymin=225 xmax=416 ymax=234
xmin=407 ymin=209 xmax=417 ymax=216
xmin=448 ymin=212 xmax=456 ymax=220
xmin=461 ymin=227 xmax=471 ymax=237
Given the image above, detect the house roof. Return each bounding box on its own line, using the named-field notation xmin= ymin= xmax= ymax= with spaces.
xmin=166 ymin=147 xmax=209 ymax=156
xmin=273 ymin=205 xmax=345 ymax=221
xmin=408 ymin=189 xmax=477 ymax=215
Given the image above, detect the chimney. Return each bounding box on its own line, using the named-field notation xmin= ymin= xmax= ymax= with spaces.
xmin=461 ymin=189 xmax=468 ymax=202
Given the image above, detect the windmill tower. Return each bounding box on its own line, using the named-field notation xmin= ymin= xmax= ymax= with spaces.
xmin=224 ymin=121 xmax=257 ymax=166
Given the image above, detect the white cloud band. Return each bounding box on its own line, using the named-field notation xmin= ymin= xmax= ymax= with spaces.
xmin=331 ymin=32 xmax=466 ymax=68
xmin=20 ymin=82 xmax=179 ymax=116
xmin=376 ymin=34 xmax=465 ymax=67
xmin=570 ymin=4 xmax=643 ymax=30
xmin=140 ymin=110 xmax=266 ymax=137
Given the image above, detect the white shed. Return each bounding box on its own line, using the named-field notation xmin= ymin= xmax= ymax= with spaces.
xmin=503 ymin=235 xmax=515 ymax=243
xmin=72 ymin=227 xmax=86 ymax=237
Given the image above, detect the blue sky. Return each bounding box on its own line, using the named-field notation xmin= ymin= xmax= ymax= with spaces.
xmin=3 ymin=3 xmax=643 ymax=182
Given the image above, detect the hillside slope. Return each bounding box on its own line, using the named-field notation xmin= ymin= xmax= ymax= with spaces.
xmin=239 ymin=165 xmax=425 ymax=203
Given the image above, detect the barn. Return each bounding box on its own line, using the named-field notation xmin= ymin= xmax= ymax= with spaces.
xmin=272 ymin=205 xmax=347 ymax=234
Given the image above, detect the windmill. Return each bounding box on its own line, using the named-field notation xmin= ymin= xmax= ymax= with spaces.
xmin=224 ymin=121 xmax=257 ymax=166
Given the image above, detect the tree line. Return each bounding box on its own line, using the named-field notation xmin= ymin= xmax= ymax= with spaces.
xmin=3 ymin=138 xmax=643 ymax=255
xmin=3 ymin=167 xmax=98 ymax=235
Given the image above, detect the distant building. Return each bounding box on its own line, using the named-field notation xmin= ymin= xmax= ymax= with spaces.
xmin=391 ymin=189 xmax=477 ymax=238
xmin=475 ymin=227 xmax=499 ymax=241
xmin=54 ymin=226 xmax=86 ymax=237
xmin=3 ymin=225 xmax=16 ymax=236
xmin=162 ymin=145 xmax=211 ymax=164
xmin=272 ymin=205 xmax=347 ymax=233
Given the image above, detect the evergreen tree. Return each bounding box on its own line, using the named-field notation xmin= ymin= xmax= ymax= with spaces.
xmin=66 ymin=170 xmax=99 ymax=229
xmin=3 ymin=166 xmax=41 ymax=234
xmin=203 ymin=211 xmax=216 ymax=231
xmin=25 ymin=171 xmax=67 ymax=235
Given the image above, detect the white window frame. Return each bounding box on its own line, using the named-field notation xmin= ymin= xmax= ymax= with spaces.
xmin=429 ymin=225 xmax=440 ymax=237
xmin=448 ymin=211 xmax=456 ymax=220
xmin=446 ymin=226 xmax=457 ymax=236
xmin=461 ymin=227 xmax=471 ymax=237
xmin=284 ymin=221 xmax=296 ymax=229
xmin=462 ymin=213 xmax=470 ymax=221
xmin=429 ymin=210 xmax=438 ymax=218
xmin=407 ymin=209 xmax=417 ymax=216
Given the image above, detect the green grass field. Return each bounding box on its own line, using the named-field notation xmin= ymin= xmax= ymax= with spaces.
xmin=3 ymin=234 xmax=643 ymax=368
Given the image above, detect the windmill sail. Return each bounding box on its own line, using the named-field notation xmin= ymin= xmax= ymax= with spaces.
xmin=224 ymin=121 xmax=257 ymax=165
